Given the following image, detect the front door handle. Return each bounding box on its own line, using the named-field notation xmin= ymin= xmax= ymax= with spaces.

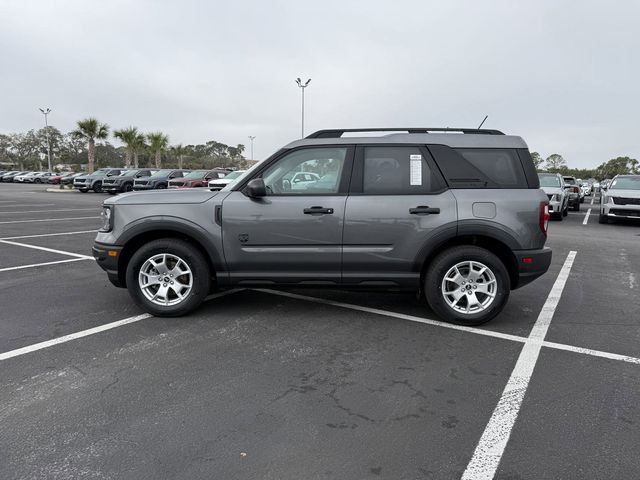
xmin=409 ymin=206 xmax=440 ymax=215
xmin=304 ymin=206 xmax=334 ymax=215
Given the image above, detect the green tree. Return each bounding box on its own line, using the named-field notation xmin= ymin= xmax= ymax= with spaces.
xmin=545 ymin=153 xmax=567 ymax=172
xmin=114 ymin=127 xmax=142 ymax=168
xmin=595 ymin=156 xmax=639 ymax=178
xmin=71 ymin=118 xmax=109 ymax=173
xmin=171 ymin=143 xmax=188 ymax=169
xmin=147 ymin=132 xmax=169 ymax=169
xmin=530 ymin=151 xmax=544 ymax=170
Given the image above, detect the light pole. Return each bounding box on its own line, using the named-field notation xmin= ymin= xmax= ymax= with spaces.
xmin=248 ymin=135 xmax=255 ymax=162
xmin=295 ymin=77 xmax=311 ymax=138
xmin=39 ymin=108 xmax=52 ymax=172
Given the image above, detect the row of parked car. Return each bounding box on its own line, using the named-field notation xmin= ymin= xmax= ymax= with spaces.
xmin=72 ymin=168 xmax=245 ymax=194
xmin=0 ymin=170 xmax=74 ymax=184
xmin=539 ymin=172 xmax=640 ymax=223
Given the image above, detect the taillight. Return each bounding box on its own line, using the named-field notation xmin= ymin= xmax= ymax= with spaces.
xmin=539 ymin=201 xmax=549 ymax=236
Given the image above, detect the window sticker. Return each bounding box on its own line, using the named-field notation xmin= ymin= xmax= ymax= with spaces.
xmin=410 ymin=156 xmax=422 ymax=185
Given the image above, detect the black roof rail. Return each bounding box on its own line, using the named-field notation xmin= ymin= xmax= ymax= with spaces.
xmin=306 ymin=128 xmax=505 ymax=138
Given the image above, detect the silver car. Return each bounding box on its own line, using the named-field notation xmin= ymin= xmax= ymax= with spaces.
xmin=599 ymin=175 xmax=640 ymax=223
xmin=539 ymin=173 xmax=568 ymax=220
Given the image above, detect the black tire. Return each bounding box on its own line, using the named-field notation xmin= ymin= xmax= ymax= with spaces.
xmin=580 ymin=197 xmax=585 ymax=204
xmin=92 ymin=182 xmax=102 ymax=193
xmin=156 ymin=183 xmax=167 ymax=189
xmin=424 ymin=246 xmax=510 ymax=326
xmin=573 ymin=201 xmax=580 ymax=212
xmin=125 ymin=238 xmax=211 ymax=317
xmin=563 ymin=204 xmax=569 ymax=216
xmin=599 ymin=213 xmax=609 ymax=224
xmin=78 ymin=189 xmax=88 ymax=193
xmin=124 ymin=183 xmax=133 ymax=192
xmin=34 ymin=179 xmax=41 ymax=184
xmin=553 ymin=211 xmax=563 ymax=221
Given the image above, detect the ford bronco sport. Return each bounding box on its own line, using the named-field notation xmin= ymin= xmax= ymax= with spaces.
xmin=93 ymin=128 xmax=552 ymax=325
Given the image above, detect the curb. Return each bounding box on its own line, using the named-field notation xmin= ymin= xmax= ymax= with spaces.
xmin=45 ymin=188 xmax=78 ymax=193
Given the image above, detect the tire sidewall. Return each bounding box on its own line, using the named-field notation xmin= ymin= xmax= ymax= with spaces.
xmin=425 ymin=246 xmax=510 ymax=326
xmin=125 ymin=239 xmax=210 ymax=317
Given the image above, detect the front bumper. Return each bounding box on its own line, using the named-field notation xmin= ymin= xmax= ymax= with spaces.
xmin=548 ymin=200 xmax=561 ymax=213
xmin=92 ymin=242 xmax=125 ymax=287
xmin=602 ymin=203 xmax=640 ymax=219
xmin=133 ymin=184 xmax=155 ymax=190
xmin=512 ymin=247 xmax=552 ymax=289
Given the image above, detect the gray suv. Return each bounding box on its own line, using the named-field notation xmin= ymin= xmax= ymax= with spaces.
xmin=93 ymin=128 xmax=552 ymax=325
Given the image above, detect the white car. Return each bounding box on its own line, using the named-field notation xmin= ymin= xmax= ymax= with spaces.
xmin=208 ymin=170 xmax=245 ymax=191
xmin=287 ymin=171 xmax=320 ymax=191
xmin=13 ymin=172 xmax=38 ymax=183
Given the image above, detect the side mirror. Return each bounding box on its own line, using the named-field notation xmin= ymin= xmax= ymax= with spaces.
xmin=245 ymin=178 xmax=266 ymax=198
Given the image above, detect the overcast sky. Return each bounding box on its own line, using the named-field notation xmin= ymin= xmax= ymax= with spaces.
xmin=1 ymin=0 xmax=638 ymax=168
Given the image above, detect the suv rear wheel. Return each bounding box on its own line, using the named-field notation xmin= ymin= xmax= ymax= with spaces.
xmin=425 ymin=246 xmax=510 ymax=325
xmin=125 ymin=238 xmax=211 ymax=317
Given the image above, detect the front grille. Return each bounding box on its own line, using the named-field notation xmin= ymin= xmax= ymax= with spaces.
xmin=134 ymin=180 xmax=148 ymax=186
xmin=612 ymin=196 xmax=640 ymax=206
xmin=170 ymin=181 xmax=185 ymax=187
xmin=103 ymin=179 xmax=117 ymax=185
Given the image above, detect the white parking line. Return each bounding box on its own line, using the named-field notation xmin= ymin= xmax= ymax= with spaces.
xmin=583 ymin=208 xmax=592 ymax=225
xmin=0 ymin=216 xmax=100 ymax=224
xmin=0 ymin=208 xmax=98 ymax=214
xmin=0 ymin=289 xmax=243 ymax=361
xmin=257 ymin=289 xmax=528 ymax=344
xmin=0 ymin=258 xmax=90 ymax=273
xmin=461 ymin=251 xmax=577 ymax=480
xmin=0 ymin=203 xmax=56 ymax=208
xmin=0 ymin=230 xmax=99 ymax=240
xmin=590 ymin=196 xmax=595 ymax=205
xmin=0 ymin=239 xmax=93 ymax=259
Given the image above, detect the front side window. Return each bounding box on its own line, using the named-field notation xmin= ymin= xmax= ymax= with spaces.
xmin=363 ymin=146 xmax=442 ymax=194
xmin=261 ymin=147 xmax=347 ymax=195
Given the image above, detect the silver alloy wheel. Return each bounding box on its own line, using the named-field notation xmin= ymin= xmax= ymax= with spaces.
xmin=441 ymin=260 xmax=497 ymax=315
xmin=138 ymin=253 xmax=193 ymax=306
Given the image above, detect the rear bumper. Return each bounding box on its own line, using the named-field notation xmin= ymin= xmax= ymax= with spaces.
xmin=92 ymin=242 xmax=125 ymax=287
xmin=512 ymin=247 xmax=552 ymax=289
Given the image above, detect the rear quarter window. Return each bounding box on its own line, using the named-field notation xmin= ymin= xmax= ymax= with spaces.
xmin=428 ymin=145 xmax=530 ymax=189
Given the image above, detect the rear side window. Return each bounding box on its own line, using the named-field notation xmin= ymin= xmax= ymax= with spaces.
xmin=428 ymin=145 xmax=529 ymax=189
xmin=362 ymin=146 xmax=443 ymax=194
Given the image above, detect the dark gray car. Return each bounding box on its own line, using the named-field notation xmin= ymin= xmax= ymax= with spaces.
xmin=93 ymin=128 xmax=552 ymax=325
xmin=74 ymin=168 xmax=124 ymax=193
xmin=133 ymin=169 xmax=190 ymax=190
xmin=103 ymin=169 xmax=157 ymax=194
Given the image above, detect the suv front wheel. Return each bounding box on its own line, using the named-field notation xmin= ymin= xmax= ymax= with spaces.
xmin=425 ymin=246 xmax=510 ymax=325
xmin=126 ymin=238 xmax=211 ymax=317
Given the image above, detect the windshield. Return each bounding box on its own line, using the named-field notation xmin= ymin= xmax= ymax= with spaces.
xmin=184 ymin=170 xmax=208 ymax=179
xmin=563 ymin=177 xmax=576 ymax=185
xmin=121 ymin=170 xmax=138 ymax=176
xmin=539 ymin=175 xmax=561 ymax=187
xmin=221 ymin=166 xmax=258 ymax=191
xmin=151 ymin=169 xmax=173 ymax=177
xmin=610 ymin=177 xmax=640 ymax=190
xmin=92 ymin=170 xmax=108 ymax=177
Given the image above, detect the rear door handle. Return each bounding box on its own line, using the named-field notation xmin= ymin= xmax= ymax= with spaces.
xmin=409 ymin=206 xmax=440 ymax=215
xmin=304 ymin=206 xmax=334 ymax=215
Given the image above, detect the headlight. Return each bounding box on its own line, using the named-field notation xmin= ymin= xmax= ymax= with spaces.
xmin=550 ymin=194 xmax=558 ymax=202
xmin=100 ymin=205 xmax=113 ymax=232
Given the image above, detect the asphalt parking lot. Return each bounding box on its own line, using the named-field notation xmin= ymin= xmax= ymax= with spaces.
xmin=1 ymin=183 xmax=639 ymax=479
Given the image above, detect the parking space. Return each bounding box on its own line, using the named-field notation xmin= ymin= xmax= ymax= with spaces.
xmin=1 ymin=185 xmax=639 ymax=478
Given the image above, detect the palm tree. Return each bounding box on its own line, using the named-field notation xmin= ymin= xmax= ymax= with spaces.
xmin=147 ymin=132 xmax=169 ymax=169
xmin=132 ymin=132 xmax=146 ymax=168
xmin=113 ymin=127 xmax=141 ymax=168
xmin=71 ymin=118 xmax=109 ymax=173
xmin=171 ymin=143 xmax=187 ymax=169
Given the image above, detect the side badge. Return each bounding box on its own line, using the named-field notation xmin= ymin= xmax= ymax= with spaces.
xmin=238 ymin=233 xmax=249 ymax=244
